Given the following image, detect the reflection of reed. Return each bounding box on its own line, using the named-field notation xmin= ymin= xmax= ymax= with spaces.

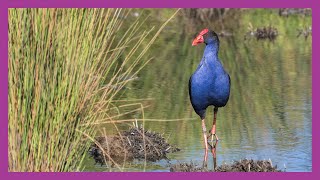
xmin=182 ymin=8 xmax=227 ymax=23
xmin=208 ymin=140 xmax=218 ymax=171
xmin=180 ymin=8 xmax=241 ymax=33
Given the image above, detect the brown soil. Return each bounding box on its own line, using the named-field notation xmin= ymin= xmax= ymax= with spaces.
xmin=170 ymin=159 xmax=282 ymax=172
xmin=89 ymin=127 xmax=180 ymax=165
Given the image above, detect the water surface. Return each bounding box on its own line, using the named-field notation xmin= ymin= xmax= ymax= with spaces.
xmin=84 ymin=9 xmax=312 ymax=172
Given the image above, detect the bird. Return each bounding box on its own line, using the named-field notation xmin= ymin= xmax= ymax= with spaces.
xmin=189 ymin=28 xmax=231 ymax=167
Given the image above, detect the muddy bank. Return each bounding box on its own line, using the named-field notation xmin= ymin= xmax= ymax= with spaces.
xmin=89 ymin=127 xmax=180 ymax=165
xmin=170 ymin=159 xmax=282 ymax=172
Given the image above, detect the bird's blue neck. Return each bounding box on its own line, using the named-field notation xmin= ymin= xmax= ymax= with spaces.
xmin=196 ymin=42 xmax=225 ymax=74
xmin=204 ymin=43 xmax=219 ymax=58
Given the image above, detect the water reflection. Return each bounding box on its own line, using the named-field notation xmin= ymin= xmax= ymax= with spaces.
xmin=208 ymin=140 xmax=218 ymax=171
xmin=85 ymin=9 xmax=312 ymax=172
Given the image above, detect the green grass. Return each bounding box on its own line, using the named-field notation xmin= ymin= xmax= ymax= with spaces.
xmin=8 ymin=8 xmax=179 ymax=172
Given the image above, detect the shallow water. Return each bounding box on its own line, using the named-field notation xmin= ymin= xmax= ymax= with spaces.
xmin=84 ymin=9 xmax=312 ymax=172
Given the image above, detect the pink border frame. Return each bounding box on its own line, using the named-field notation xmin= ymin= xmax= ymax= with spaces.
xmin=1 ymin=0 xmax=318 ymax=179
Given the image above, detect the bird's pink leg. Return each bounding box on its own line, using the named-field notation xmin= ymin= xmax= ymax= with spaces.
xmin=210 ymin=108 xmax=219 ymax=141
xmin=201 ymin=119 xmax=209 ymax=168
xmin=211 ymin=140 xmax=218 ymax=171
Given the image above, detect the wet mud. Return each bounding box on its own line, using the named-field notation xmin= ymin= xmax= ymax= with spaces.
xmin=170 ymin=159 xmax=282 ymax=172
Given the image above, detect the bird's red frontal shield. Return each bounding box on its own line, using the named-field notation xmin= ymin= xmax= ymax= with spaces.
xmin=192 ymin=28 xmax=209 ymax=46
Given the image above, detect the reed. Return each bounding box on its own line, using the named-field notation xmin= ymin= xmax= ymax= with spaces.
xmin=8 ymin=8 xmax=179 ymax=172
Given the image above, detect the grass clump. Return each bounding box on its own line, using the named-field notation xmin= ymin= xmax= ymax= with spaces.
xmin=8 ymin=8 xmax=178 ymax=172
xmin=89 ymin=127 xmax=180 ymax=165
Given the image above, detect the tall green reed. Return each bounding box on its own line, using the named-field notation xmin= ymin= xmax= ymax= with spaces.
xmin=8 ymin=8 xmax=179 ymax=172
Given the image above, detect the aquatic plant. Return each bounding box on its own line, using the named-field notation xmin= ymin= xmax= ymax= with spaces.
xmin=8 ymin=8 xmax=178 ymax=172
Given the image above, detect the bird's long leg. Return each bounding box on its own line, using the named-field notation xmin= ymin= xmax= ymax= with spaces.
xmin=211 ymin=140 xmax=218 ymax=171
xmin=201 ymin=119 xmax=209 ymax=168
xmin=210 ymin=107 xmax=219 ymax=141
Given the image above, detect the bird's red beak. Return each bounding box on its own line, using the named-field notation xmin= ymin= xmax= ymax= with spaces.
xmin=192 ymin=35 xmax=204 ymax=46
xmin=192 ymin=28 xmax=209 ymax=46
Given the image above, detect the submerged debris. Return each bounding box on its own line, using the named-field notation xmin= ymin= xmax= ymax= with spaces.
xmin=89 ymin=127 xmax=180 ymax=165
xmin=170 ymin=159 xmax=282 ymax=172
xmin=245 ymin=23 xmax=278 ymax=41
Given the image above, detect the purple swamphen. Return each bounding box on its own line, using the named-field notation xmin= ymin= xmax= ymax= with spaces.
xmin=189 ymin=28 xmax=230 ymax=167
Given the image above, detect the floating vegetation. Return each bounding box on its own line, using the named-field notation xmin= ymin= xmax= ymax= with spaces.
xmin=170 ymin=159 xmax=282 ymax=172
xmin=297 ymin=27 xmax=312 ymax=40
xmin=278 ymin=8 xmax=311 ymax=17
xmin=89 ymin=127 xmax=180 ymax=165
xmin=245 ymin=23 xmax=278 ymax=41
